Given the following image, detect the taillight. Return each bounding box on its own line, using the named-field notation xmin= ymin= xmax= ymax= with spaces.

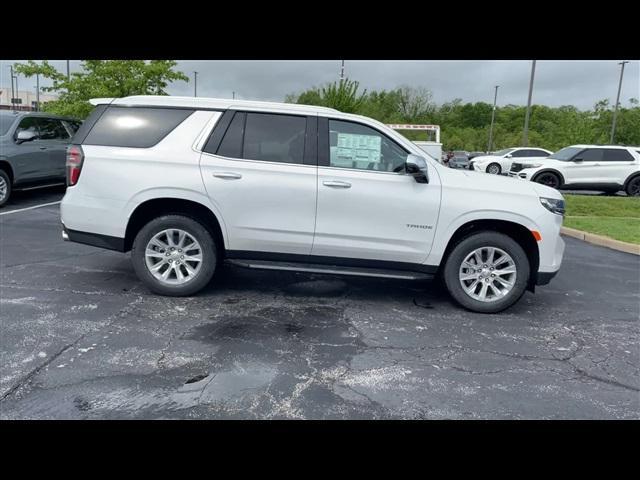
xmin=66 ymin=145 xmax=84 ymax=186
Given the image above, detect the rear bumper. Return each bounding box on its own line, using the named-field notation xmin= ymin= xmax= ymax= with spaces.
xmin=62 ymin=224 xmax=125 ymax=252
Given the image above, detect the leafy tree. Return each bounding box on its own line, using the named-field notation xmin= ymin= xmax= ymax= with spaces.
xmin=14 ymin=60 xmax=189 ymax=118
xmin=289 ymin=78 xmax=367 ymax=113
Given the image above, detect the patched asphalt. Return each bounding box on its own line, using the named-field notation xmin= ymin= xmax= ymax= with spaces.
xmin=0 ymin=189 xmax=638 ymax=419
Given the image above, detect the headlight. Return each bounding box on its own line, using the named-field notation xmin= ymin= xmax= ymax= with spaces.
xmin=540 ymin=197 xmax=565 ymax=215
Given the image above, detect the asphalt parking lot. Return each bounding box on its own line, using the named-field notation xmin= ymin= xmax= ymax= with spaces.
xmin=0 ymin=187 xmax=638 ymax=419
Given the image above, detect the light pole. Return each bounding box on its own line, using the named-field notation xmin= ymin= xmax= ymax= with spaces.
xmin=522 ymin=60 xmax=537 ymax=147
xmin=487 ymin=85 xmax=499 ymax=153
xmin=36 ymin=73 xmax=40 ymax=112
xmin=15 ymin=74 xmax=20 ymax=110
xmin=232 ymin=91 xmax=235 ymax=99
xmin=66 ymin=60 xmax=70 ymax=80
xmin=340 ymin=60 xmax=345 ymax=80
xmin=9 ymin=65 xmax=15 ymax=110
xmin=193 ymin=71 xmax=198 ymax=97
xmin=610 ymin=60 xmax=629 ymax=144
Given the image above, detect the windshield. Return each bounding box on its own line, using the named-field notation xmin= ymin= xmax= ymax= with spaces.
xmin=548 ymin=146 xmax=582 ymax=161
xmin=0 ymin=115 xmax=16 ymax=136
xmin=493 ymin=148 xmax=515 ymax=156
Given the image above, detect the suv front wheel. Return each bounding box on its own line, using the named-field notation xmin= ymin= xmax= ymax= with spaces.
xmin=443 ymin=232 xmax=530 ymax=313
xmin=131 ymin=215 xmax=217 ymax=296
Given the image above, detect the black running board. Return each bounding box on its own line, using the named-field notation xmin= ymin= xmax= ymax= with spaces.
xmin=225 ymin=259 xmax=434 ymax=281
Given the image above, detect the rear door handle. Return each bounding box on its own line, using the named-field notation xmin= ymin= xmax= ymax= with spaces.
xmin=323 ymin=180 xmax=351 ymax=188
xmin=212 ymin=172 xmax=242 ymax=180
xmin=39 ymin=146 xmax=47 ymax=150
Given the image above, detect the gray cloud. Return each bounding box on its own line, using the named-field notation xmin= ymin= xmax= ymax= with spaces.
xmin=2 ymin=60 xmax=638 ymax=110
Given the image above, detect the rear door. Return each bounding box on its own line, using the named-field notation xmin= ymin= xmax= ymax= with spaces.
xmin=598 ymin=148 xmax=637 ymax=185
xmin=199 ymin=110 xmax=318 ymax=256
xmin=36 ymin=117 xmax=72 ymax=179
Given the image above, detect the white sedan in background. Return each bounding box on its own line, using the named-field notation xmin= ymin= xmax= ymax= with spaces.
xmin=470 ymin=147 xmax=552 ymax=175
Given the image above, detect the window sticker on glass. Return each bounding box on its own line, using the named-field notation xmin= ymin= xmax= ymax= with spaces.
xmin=335 ymin=133 xmax=382 ymax=165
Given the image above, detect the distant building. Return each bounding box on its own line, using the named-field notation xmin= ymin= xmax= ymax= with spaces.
xmin=0 ymin=88 xmax=58 ymax=111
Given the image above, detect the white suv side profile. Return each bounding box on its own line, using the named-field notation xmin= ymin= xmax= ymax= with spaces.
xmin=470 ymin=147 xmax=552 ymax=175
xmin=60 ymin=96 xmax=566 ymax=313
xmin=509 ymin=145 xmax=640 ymax=196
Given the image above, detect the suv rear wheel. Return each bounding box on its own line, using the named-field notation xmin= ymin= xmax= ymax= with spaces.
xmin=626 ymin=176 xmax=640 ymax=197
xmin=443 ymin=231 xmax=530 ymax=313
xmin=0 ymin=170 xmax=11 ymax=207
xmin=131 ymin=215 xmax=217 ymax=296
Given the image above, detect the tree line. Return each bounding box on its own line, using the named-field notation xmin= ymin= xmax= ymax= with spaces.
xmin=14 ymin=61 xmax=639 ymax=152
xmin=285 ymin=79 xmax=640 ymax=152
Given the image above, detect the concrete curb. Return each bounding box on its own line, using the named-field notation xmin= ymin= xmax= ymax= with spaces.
xmin=561 ymin=227 xmax=640 ymax=256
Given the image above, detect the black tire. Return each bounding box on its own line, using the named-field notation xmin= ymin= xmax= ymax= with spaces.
xmin=533 ymin=171 xmax=561 ymax=189
xmin=487 ymin=163 xmax=501 ymax=175
xmin=131 ymin=215 xmax=217 ymax=296
xmin=625 ymin=176 xmax=640 ymax=197
xmin=0 ymin=170 xmax=12 ymax=207
xmin=443 ymin=231 xmax=530 ymax=313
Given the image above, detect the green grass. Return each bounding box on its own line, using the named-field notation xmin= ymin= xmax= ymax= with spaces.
xmin=563 ymin=194 xmax=640 ymax=244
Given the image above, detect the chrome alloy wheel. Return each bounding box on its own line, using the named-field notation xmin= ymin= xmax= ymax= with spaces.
xmin=459 ymin=247 xmax=517 ymax=302
xmin=0 ymin=176 xmax=7 ymax=202
xmin=487 ymin=164 xmax=500 ymax=175
xmin=144 ymin=229 xmax=203 ymax=285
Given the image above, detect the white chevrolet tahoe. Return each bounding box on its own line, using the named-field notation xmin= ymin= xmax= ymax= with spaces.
xmin=61 ymin=96 xmax=566 ymax=313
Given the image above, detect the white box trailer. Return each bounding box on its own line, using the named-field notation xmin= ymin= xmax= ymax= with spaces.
xmin=387 ymin=124 xmax=443 ymax=163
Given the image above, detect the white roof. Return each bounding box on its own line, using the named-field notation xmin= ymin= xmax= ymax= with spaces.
xmin=90 ymin=95 xmax=340 ymax=115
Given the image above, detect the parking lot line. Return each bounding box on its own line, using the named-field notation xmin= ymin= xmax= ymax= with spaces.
xmin=0 ymin=201 xmax=62 ymax=217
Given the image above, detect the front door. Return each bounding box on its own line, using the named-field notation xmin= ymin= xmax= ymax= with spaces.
xmin=199 ymin=111 xmax=318 ymax=256
xmin=10 ymin=116 xmax=51 ymax=184
xmin=312 ymin=118 xmax=440 ymax=265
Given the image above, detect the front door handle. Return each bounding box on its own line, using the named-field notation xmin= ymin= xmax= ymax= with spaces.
xmin=39 ymin=146 xmax=47 ymax=150
xmin=212 ymin=172 xmax=242 ymax=180
xmin=323 ymin=180 xmax=351 ymax=188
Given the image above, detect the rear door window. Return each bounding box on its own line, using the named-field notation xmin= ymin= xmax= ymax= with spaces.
xmin=578 ymin=149 xmax=604 ymax=162
xmin=242 ymin=113 xmax=307 ymax=164
xmin=38 ymin=118 xmax=70 ymax=140
xmin=83 ymin=107 xmax=194 ymax=148
xmin=216 ymin=112 xmax=245 ymax=158
xmin=602 ymin=149 xmax=634 ymax=162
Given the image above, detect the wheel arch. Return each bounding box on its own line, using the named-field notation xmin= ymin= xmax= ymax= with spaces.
xmin=438 ymin=219 xmax=540 ymax=292
xmin=124 ymin=198 xmax=227 ymax=256
xmin=623 ymin=171 xmax=640 ymax=191
xmin=532 ymin=168 xmax=565 ymax=187
xmin=0 ymin=160 xmax=14 ymax=184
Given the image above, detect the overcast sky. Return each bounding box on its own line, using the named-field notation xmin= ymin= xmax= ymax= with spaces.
xmin=2 ymin=60 xmax=638 ymax=110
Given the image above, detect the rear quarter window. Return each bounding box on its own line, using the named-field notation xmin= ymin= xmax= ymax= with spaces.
xmin=83 ymin=107 xmax=194 ymax=148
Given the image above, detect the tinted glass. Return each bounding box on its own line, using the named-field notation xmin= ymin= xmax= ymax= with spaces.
xmin=243 ymin=113 xmax=306 ymax=164
xmin=15 ymin=117 xmax=40 ymax=139
xmin=84 ymin=107 xmax=193 ymax=148
xmin=530 ymin=149 xmax=549 ymax=157
xmin=602 ymin=149 xmax=633 ymax=162
xmin=217 ymin=112 xmax=245 ymax=158
xmin=578 ymin=149 xmax=604 ymax=162
xmin=38 ymin=118 xmax=70 ymax=140
xmin=511 ymin=150 xmax=531 ymax=158
xmin=548 ymin=146 xmax=582 ymax=161
xmin=328 ymin=119 xmax=408 ymax=172
xmin=0 ymin=115 xmax=15 ymax=136
xmin=494 ymin=148 xmax=515 ymax=156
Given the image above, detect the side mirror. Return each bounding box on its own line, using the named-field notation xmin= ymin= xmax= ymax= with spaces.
xmin=16 ymin=130 xmax=38 ymax=144
xmin=406 ymin=154 xmax=429 ymax=184
xmin=573 ymin=157 xmax=583 ymax=162
xmin=505 ymin=154 xmax=513 ymax=158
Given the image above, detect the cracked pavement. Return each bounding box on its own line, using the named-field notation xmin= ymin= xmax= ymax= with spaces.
xmin=0 ymin=188 xmax=639 ymax=419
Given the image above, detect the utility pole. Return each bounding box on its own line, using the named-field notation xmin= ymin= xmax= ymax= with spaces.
xmin=15 ymin=74 xmax=19 ymax=110
xmin=36 ymin=73 xmax=40 ymax=112
xmin=9 ymin=65 xmax=15 ymax=110
xmin=610 ymin=60 xmax=629 ymax=144
xmin=487 ymin=85 xmax=499 ymax=153
xmin=340 ymin=60 xmax=345 ymax=80
xmin=232 ymin=91 xmax=235 ymax=99
xmin=193 ymin=71 xmax=198 ymax=97
xmin=522 ymin=60 xmax=536 ymax=147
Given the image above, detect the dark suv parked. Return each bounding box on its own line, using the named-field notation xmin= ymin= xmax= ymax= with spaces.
xmin=0 ymin=111 xmax=81 ymax=206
